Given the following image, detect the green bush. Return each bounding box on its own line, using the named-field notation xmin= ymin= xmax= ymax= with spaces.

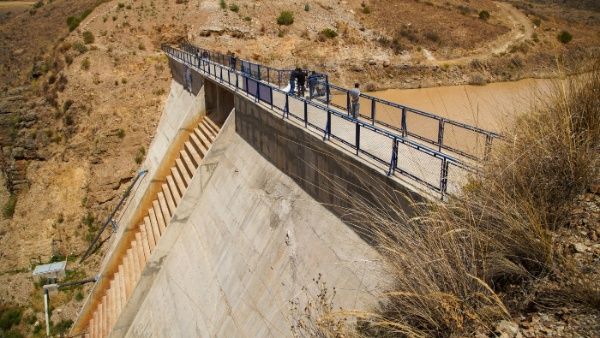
xmin=81 ymin=57 xmax=90 ymax=70
xmin=557 ymin=30 xmax=573 ymax=44
xmin=82 ymin=31 xmax=95 ymax=44
xmin=276 ymin=11 xmax=294 ymax=25
xmin=66 ymin=9 xmax=92 ymax=31
xmin=52 ymin=319 xmax=73 ymax=335
xmin=0 ymin=306 xmax=22 ymax=331
xmin=73 ymin=41 xmax=88 ymax=54
xmin=33 ymin=1 xmax=44 ymax=9
xmin=2 ymin=194 xmax=17 ymax=219
xmin=134 ymin=146 xmax=146 ymax=164
xmin=219 ymin=0 xmax=226 ymax=9
xmin=319 ymin=28 xmax=338 ymax=39
xmin=229 ymin=3 xmax=239 ymax=12
xmin=479 ymin=10 xmax=490 ymax=20
xmin=362 ymin=5 xmax=371 ymax=14
xmin=304 ymin=3 xmax=310 ymax=11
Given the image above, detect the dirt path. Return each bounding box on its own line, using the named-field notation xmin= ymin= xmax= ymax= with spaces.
xmin=429 ymin=2 xmax=534 ymax=65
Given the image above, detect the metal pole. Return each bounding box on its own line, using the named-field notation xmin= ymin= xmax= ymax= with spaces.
xmin=355 ymin=123 xmax=360 ymax=155
xmin=44 ymin=289 xmax=50 ymax=337
xmin=371 ymin=100 xmax=376 ymax=125
xmin=401 ymin=107 xmax=407 ymax=137
xmin=304 ymin=101 xmax=308 ymax=127
xmin=437 ymin=120 xmax=445 ymax=152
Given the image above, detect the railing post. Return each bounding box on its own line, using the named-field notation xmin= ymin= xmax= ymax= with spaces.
xmin=326 ymin=82 xmax=330 ymax=106
xmin=401 ymin=107 xmax=407 ymax=137
xmin=437 ymin=119 xmax=445 ymax=152
xmin=387 ymin=138 xmax=398 ymax=176
xmin=371 ymin=100 xmax=376 ymax=125
xmin=257 ymin=83 xmax=261 ymax=102
xmin=284 ymin=93 xmax=289 ymax=118
xmin=257 ymin=65 xmax=262 ymax=81
xmin=355 ymin=123 xmax=360 ymax=155
xmin=270 ymin=87 xmax=274 ymax=109
xmin=440 ymin=158 xmax=449 ymax=200
xmin=484 ymin=135 xmax=493 ymax=161
xmin=304 ymin=100 xmax=308 ymax=127
xmin=324 ymin=110 xmax=331 ymax=141
xmin=346 ymin=91 xmax=351 ymax=115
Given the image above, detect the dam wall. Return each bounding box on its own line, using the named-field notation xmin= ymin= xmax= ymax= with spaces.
xmin=111 ymin=111 xmax=384 ymax=337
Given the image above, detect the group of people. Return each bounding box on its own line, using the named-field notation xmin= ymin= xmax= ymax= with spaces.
xmin=200 ymin=49 xmax=363 ymax=119
xmin=288 ymin=68 xmax=322 ymax=99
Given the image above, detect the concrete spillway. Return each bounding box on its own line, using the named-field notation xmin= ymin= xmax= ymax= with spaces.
xmin=113 ymin=111 xmax=382 ymax=336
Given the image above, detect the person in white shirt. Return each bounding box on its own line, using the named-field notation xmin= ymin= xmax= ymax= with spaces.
xmin=349 ymin=82 xmax=361 ymax=118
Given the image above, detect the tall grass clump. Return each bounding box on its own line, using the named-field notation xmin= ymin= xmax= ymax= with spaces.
xmin=323 ymin=69 xmax=600 ymax=337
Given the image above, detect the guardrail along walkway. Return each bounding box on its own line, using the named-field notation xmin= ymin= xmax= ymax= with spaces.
xmin=166 ymin=44 xmax=485 ymax=199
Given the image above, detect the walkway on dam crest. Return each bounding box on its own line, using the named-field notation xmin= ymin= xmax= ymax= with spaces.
xmin=165 ymin=44 xmax=500 ymax=199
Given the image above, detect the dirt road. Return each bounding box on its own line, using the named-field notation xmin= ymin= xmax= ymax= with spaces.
xmin=425 ymin=2 xmax=534 ymax=65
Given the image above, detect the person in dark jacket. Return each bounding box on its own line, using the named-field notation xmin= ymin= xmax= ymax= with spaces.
xmin=229 ymin=53 xmax=237 ymax=70
xmin=288 ymin=68 xmax=298 ymax=95
xmin=297 ymin=68 xmax=307 ymax=97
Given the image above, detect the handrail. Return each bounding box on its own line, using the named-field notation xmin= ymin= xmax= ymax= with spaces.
xmin=322 ymin=82 xmax=502 ymax=161
xmin=79 ymin=169 xmax=148 ymax=262
xmin=163 ymin=44 xmax=474 ymax=199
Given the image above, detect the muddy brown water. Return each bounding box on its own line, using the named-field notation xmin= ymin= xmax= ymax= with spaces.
xmin=333 ymin=78 xmax=558 ymax=159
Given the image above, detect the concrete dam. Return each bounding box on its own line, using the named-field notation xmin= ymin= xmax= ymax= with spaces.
xmin=70 ymin=44 xmax=498 ymax=337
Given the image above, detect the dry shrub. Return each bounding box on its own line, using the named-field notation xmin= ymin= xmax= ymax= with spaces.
xmin=331 ymin=69 xmax=599 ymax=336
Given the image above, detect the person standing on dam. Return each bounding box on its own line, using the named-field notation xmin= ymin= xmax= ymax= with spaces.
xmin=308 ymin=71 xmax=318 ymax=99
xmin=229 ymin=52 xmax=237 ymax=71
xmin=297 ymin=68 xmax=307 ymax=97
xmin=288 ymin=68 xmax=298 ymax=95
xmin=349 ymin=82 xmax=361 ymax=118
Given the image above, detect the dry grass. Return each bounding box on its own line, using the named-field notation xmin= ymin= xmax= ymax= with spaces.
xmin=318 ymin=69 xmax=600 ymax=337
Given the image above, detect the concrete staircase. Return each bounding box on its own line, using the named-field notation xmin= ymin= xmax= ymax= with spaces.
xmin=84 ymin=116 xmax=221 ymax=338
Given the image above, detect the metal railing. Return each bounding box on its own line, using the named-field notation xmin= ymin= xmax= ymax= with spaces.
xmin=79 ymin=169 xmax=148 ymax=262
xmin=163 ymin=44 xmax=476 ymax=199
xmin=180 ymin=43 xmax=329 ymax=89
xmin=319 ymin=82 xmax=502 ymax=161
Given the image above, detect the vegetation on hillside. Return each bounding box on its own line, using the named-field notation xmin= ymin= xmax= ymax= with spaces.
xmin=307 ymin=69 xmax=600 ymax=337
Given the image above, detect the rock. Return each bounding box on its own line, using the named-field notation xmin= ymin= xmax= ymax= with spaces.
xmin=383 ymin=60 xmax=391 ymax=67
xmin=572 ymin=242 xmax=588 ymax=253
xmin=496 ymin=320 xmax=520 ymax=337
xmin=11 ymin=146 xmax=25 ymax=159
xmin=368 ymin=59 xmax=376 ymax=66
xmin=350 ymin=64 xmax=364 ymax=72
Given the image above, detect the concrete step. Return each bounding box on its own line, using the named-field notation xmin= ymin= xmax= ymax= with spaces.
xmin=204 ymin=116 xmax=220 ymax=134
xmin=193 ymin=127 xmax=211 ymax=153
xmin=179 ymin=150 xmax=196 ymax=178
xmin=123 ymin=250 xmax=132 ymax=298
xmin=190 ymin=128 xmax=210 ymax=158
xmin=139 ymin=223 xmax=152 ymax=259
xmin=131 ymin=240 xmax=144 ymax=278
xmin=161 ymin=183 xmax=176 ymax=216
xmin=198 ymin=121 xmax=216 ymax=141
xmin=148 ymin=208 xmax=163 ymax=240
xmin=117 ymin=265 xmax=126 ymax=311
xmin=134 ymin=233 xmax=147 ymax=266
xmin=157 ymin=192 xmax=172 ymax=224
xmin=175 ymin=158 xmax=192 ymax=185
xmin=166 ymin=175 xmax=182 ymax=205
xmin=170 ymin=167 xmax=186 ymax=197
xmin=184 ymin=140 xmax=201 ymax=166
xmin=143 ymin=216 xmax=156 ymax=252
xmin=152 ymin=200 xmax=167 ymax=234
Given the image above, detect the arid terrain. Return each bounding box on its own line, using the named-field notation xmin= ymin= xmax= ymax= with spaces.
xmin=0 ymin=0 xmax=599 ymax=336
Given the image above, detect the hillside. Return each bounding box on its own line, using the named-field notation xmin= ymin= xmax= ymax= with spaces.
xmin=0 ymin=0 xmax=599 ymax=336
